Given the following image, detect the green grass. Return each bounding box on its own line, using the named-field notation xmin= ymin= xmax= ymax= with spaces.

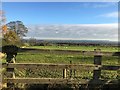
xmin=2 ymin=45 xmax=119 ymax=80
xmin=16 ymin=53 xmax=94 ymax=64
xmin=15 ymin=46 xmax=119 ymax=79
xmin=25 ymin=45 xmax=118 ymax=52
xmin=16 ymin=51 xmax=118 ymax=65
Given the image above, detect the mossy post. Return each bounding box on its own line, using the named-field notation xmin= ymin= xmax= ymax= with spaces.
xmin=70 ymin=61 xmax=72 ymax=78
xmin=2 ymin=45 xmax=18 ymax=90
xmin=88 ymin=49 xmax=102 ymax=89
xmin=93 ymin=49 xmax=102 ymax=80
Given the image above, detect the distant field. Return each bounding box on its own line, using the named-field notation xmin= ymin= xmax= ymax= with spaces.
xmin=26 ymin=45 xmax=118 ymax=52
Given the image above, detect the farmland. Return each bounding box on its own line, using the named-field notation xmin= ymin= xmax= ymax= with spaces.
xmin=2 ymin=45 xmax=119 ymax=89
xmin=25 ymin=45 xmax=118 ymax=52
xmin=16 ymin=50 xmax=118 ymax=65
xmin=15 ymin=45 xmax=118 ymax=64
xmin=6 ymin=45 xmax=118 ymax=80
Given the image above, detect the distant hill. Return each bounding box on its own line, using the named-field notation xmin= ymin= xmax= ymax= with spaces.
xmin=22 ymin=38 xmax=119 ymax=46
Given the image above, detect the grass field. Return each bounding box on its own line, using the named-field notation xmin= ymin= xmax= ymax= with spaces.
xmin=17 ymin=45 xmax=119 ymax=65
xmin=26 ymin=45 xmax=118 ymax=52
xmin=2 ymin=45 xmax=119 ymax=80
xmin=16 ymin=52 xmax=118 ymax=65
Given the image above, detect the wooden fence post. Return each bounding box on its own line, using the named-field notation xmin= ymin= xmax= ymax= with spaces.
xmin=6 ymin=54 xmax=16 ymax=90
xmin=88 ymin=49 xmax=102 ymax=89
xmin=2 ymin=45 xmax=18 ymax=90
xmin=93 ymin=49 xmax=102 ymax=80
xmin=63 ymin=69 xmax=67 ymax=78
xmin=73 ymin=69 xmax=76 ymax=78
xmin=70 ymin=61 xmax=72 ymax=78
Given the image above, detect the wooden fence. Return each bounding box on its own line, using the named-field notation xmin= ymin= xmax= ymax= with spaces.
xmin=1 ymin=49 xmax=120 ymax=89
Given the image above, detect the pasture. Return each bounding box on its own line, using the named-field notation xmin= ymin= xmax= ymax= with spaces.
xmin=25 ymin=45 xmax=118 ymax=52
xmin=5 ymin=45 xmax=118 ymax=79
xmin=2 ymin=45 xmax=119 ymax=89
xmin=15 ymin=45 xmax=119 ymax=65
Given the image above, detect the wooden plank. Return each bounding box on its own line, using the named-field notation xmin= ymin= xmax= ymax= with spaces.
xmin=3 ymin=78 xmax=119 ymax=84
xmin=2 ymin=63 xmax=97 ymax=69
xmin=2 ymin=63 xmax=97 ymax=70
xmin=3 ymin=78 xmax=89 ymax=84
xmin=2 ymin=63 xmax=120 ymax=70
xmin=101 ymin=65 xmax=120 ymax=70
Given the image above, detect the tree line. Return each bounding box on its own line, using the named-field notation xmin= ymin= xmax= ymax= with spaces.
xmin=2 ymin=21 xmax=28 ymax=46
xmin=1 ymin=10 xmax=28 ymax=46
xmin=22 ymin=38 xmax=118 ymax=47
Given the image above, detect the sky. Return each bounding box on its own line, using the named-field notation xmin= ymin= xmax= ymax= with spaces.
xmin=2 ymin=0 xmax=120 ymax=2
xmin=2 ymin=2 xmax=118 ymax=41
xmin=2 ymin=2 xmax=118 ymax=24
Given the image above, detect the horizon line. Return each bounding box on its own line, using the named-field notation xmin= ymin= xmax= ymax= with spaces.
xmin=23 ymin=37 xmax=118 ymax=42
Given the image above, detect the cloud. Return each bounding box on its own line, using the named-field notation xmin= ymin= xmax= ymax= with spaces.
xmin=99 ymin=12 xmax=118 ymax=18
xmin=93 ymin=3 xmax=117 ymax=8
xmin=26 ymin=23 xmax=118 ymax=41
xmin=83 ymin=2 xmax=117 ymax=8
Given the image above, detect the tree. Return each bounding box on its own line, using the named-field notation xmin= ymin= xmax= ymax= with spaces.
xmin=2 ymin=30 xmax=21 ymax=46
xmin=0 ymin=11 xmax=25 ymax=46
xmin=2 ymin=25 xmax=7 ymax=33
xmin=6 ymin=21 xmax=28 ymax=38
xmin=0 ymin=11 xmax=28 ymax=46
xmin=0 ymin=10 xmax=7 ymax=34
xmin=0 ymin=10 xmax=7 ymax=46
xmin=0 ymin=10 xmax=6 ymax=24
xmin=28 ymin=38 xmax=37 ymax=46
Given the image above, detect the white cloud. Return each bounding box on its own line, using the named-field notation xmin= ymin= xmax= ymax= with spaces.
xmin=82 ymin=2 xmax=117 ymax=8
xmin=26 ymin=23 xmax=118 ymax=41
xmin=93 ymin=4 xmax=111 ymax=8
xmin=99 ymin=12 xmax=118 ymax=18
